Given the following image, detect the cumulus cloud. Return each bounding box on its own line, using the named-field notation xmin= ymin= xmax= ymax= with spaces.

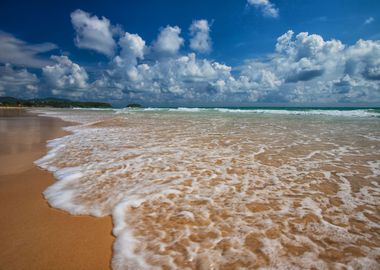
xmin=233 ymin=30 xmax=380 ymax=104
xmin=71 ymin=9 xmax=117 ymax=57
xmin=274 ymin=30 xmax=345 ymax=83
xmin=153 ymin=25 xmax=184 ymax=54
xmin=3 ymin=7 xmax=379 ymax=105
xmin=43 ymin=55 xmax=89 ymax=97
xmin=119 ymin=33 xmax=146 ymax=61
xmin=237 ymin=30 xmax=346 ymax=96
xmin=345 ymin=39 xmax=380 ymax=80
xmin=102 ymin=51 xmax=233 ymax=97
xmin=0 ymin=31 xmax=57 ymax=68
xmin=73 ymin=27 xmax=380 ymax=104
xmin=113 ymin=32 xmax=147 ymax=81
xmin=0 ymin=64 xmax=39 ymax=97
xmin=189 ymin=19 xmax=212 ymax=53
xmin=58 ymin=10 xmax=283 ymax=103
xmin=247 ymin=0 xmax=279 ymax=18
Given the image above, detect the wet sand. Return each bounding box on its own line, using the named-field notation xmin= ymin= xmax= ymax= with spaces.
xmin=35 ymin=109 xmax=380 ymax=269
xmin=0 ymin=108 xmax=114 ymax=270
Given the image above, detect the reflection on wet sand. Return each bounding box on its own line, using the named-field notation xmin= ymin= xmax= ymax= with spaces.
xmin=0 ymin=109 xmax=67 ymax=175
xmin=0 ymin=109 xmax=114 ymax=270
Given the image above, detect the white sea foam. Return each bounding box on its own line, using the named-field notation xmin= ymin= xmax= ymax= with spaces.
xmin=169 ymin=107 xmax=204 ymax=112
xmin=34 ymin=108 xmax=380 ymax=269
xmin=239 ymin=109 xmax=380 ymax=117
xmin=115 ymin=107 xmax=380 ymax=118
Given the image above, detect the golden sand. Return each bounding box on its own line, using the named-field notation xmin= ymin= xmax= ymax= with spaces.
xmin=0 ymin=108 xmax=114 ymax=270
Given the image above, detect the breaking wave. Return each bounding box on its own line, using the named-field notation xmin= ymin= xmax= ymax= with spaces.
xmin=114 ymin=107 xmax=380 ymax=118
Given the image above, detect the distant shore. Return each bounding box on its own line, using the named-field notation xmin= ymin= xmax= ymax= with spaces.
xmin=0 ymin=96 xmax=113 ymax=108
xmin=0 ymin=108 xmax=114 ymax=270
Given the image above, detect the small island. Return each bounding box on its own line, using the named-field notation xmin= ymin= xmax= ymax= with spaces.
xmin=0 ymin=97 xmax=112 ymax=108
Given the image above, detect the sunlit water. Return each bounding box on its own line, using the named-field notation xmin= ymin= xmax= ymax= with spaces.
xmin=34 ymin=108 xmax=380 ymax=270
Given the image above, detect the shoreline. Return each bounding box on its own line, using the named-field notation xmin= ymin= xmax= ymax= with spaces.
xmin=0 ymin=108 xmax=114 ymax=270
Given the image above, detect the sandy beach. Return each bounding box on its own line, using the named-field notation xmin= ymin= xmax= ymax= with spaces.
xmin=0 ymin=108 xmax=114 ymax=270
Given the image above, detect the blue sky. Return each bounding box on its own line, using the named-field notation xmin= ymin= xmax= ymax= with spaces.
xmin=0 ymin=0 xmax=379 ymax=106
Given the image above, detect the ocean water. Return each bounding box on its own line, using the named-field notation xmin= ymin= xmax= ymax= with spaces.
xmin=34 ymin=108 xmax=380 ymax=269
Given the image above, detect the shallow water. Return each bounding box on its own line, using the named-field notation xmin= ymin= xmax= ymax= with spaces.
xmin=34 ymin=108 xmax=380 ymax=269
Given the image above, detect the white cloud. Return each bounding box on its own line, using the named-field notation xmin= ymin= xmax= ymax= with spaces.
xmin=104 ymin=52 xmax=233 ymax=96
xmin=105 ymin=33 xmax=147 ymax=83
xmin=0 ymin=31 xmax=57 ymax=68
xmin=344 ymin=39 xmax=380 ymax=81
xmin=83 ymin=28 xmax=380 ymax=104
xmin=274 ymin=31 xmax=345 ymax=83
xmin=247 ymin=0 xmax=279 ymax=18
xmin=237 ymin=30 xmax=380 ymax=104
xmin=71 ymin=9 xmax=116 ymax=57
xmin=119 ymin=33 xmax=146 ymax=61
xmin=239 ymin=30 xmax=346 ymax=96
xmin=153 ymin=25 xmax=184 ymax=54
xmin=0 ymin=64 xmax=39 ymax=98
xmin=43 ymin=55 xmax=89 ymax=97
xmin=189 ymin=19 xmax=212 ymax=53
xmin=364 ymin=17 xmax=374 ymax=25
xmin=3 ymin=7 xmax=379 ymax=106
